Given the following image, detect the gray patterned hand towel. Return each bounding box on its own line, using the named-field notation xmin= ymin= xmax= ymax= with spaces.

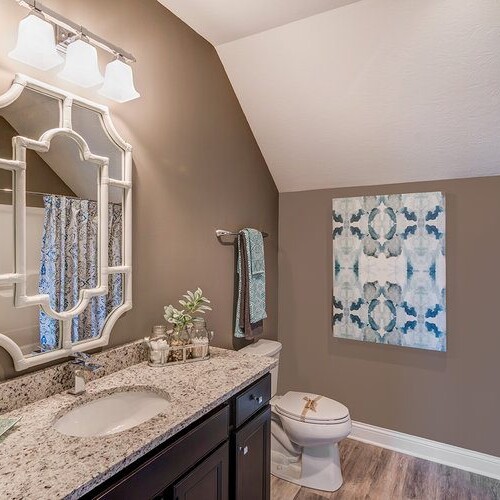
xmin=234 ymin=229 xmax=267 ymax=339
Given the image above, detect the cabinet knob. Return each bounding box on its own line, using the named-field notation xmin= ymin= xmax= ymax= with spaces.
xmin=251 ymin=395 xmax=263 ymax=404
xmin=239 ymin=445 xmax=249 ymax=455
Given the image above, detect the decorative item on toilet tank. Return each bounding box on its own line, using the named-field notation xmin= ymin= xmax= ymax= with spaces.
xmin=332 ymin=192 xmax=446 ymax=351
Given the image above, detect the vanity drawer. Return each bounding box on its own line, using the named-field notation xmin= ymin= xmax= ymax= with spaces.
xmin=234 ymin=374 xmax=271 ymax=428
xmin=91 ymin=405 xmax=229 ymax=500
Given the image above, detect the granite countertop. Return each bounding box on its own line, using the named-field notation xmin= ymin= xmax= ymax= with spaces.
xmin=0 ymin=348 xmax=277 ymax=500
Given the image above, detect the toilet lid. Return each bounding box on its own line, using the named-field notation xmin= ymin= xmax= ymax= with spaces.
xmin=275 ymin=391 xmax=349 ymax=424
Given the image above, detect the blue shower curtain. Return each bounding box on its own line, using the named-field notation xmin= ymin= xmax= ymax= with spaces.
xmin=38 ymin=195 xmax=123 ymax=350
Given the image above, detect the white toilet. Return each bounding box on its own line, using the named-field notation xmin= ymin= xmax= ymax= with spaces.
xmin=240 ymin=339 xmax=351 ymax=492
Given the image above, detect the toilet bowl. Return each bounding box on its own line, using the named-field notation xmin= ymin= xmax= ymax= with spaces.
xmin=240 ymin=340 xmax=351 ymax=492
xmin=272 ymin=391 xmax=351 ymax=491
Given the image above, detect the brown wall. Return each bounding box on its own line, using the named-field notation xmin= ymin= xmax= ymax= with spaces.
xmin=0 ymin=0 xmax=278 ymax=379
xmin=279 ymin=176 xmax=500 ymax=457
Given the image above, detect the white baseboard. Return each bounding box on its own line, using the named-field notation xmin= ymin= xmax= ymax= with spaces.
xmin=350 ymin=421 xmax=500 ymax=481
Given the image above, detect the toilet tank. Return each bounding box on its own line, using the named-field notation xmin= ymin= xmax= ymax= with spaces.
xmin=240 ymin=339 xmax=282 ymax=397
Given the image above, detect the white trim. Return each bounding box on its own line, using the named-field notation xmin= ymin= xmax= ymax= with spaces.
xmin=350 ymin=421 xmax=500 ymax=481
xmin=11 ymin=130 xmax=110 ymax=322
xmin=0 ymin=74 xmax=133 ymax=371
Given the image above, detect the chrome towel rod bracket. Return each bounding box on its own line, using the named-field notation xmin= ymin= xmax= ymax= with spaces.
xmin=216 ymin=229 xmax=269 ymax=238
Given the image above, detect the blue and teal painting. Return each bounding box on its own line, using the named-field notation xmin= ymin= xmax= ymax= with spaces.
xmin=332 ymin=192 xmax=446 ymax=351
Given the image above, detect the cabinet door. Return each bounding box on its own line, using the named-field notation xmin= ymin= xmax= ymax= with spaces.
xmin=234 ymin=406 xmax=271 ymax=500
xmin=173 ymin=443 xmax=229 ymax=500
xmin=89 ymin=406 xmax=229 ymax=500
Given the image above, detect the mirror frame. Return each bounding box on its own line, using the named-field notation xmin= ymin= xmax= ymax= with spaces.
xmin=0 ymin=74 xmax=132 ymax=371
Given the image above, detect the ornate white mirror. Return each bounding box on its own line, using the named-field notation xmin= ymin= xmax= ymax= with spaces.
xmin=0 ymin=74 xmax=132 ymax=371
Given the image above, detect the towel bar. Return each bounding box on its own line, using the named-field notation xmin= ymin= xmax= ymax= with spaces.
xmin=216 ymin=229 xmax=269 ymax=238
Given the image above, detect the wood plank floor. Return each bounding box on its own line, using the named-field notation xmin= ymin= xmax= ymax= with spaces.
xmin=271 ymin=439 xmax=500 ymax=500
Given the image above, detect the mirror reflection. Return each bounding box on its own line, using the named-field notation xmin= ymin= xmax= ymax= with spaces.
xmin=0 ymin=87 xmax=60 ymax=140
xmin=0 ymin=172 xmax=13 ymax=276
xmin=0 ymin=301 xmax=61 ymax=355
xmin=72 ymin=104 xmax=124 ymax=181
xmin=0 ymin=86 xmax=125 ymax=355
xmin=71 ymin=274 xmax=124 ymax=346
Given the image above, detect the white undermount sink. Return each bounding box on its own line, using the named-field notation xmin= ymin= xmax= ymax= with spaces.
xmin=54 ymin=390 xmax=170 ymax=437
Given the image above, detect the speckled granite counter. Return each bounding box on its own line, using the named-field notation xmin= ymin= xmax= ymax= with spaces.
xmin=0 ymin=348 xmax=277 ymax=500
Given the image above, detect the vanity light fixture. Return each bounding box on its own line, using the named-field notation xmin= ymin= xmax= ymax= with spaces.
xmin=58 ymin=38 xmax=104 ymax=88
xmin=8 ymin=12 xmax=63 ymax=70
xmin=10 ymin=0 xmax=139 ymax=102
xmin=99 ymin=58 xmax=140 ymax=103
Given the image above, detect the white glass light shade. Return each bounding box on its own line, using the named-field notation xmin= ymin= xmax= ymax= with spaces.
xmin=8 ymin=14 xmax=63 ymax=71
xmin=98 ymin=59 xmax=140 ymax=103
xmin=58 ymin=39 xmax=104 ymax=88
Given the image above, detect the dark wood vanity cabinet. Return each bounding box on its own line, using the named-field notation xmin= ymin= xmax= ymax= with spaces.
xmin=172 ymin=442 xmax=229 ymax=500
xmin=85 ymin=373 xmax=271 ymax=500
xmin=233 ymin=406 xmax=271 ymax=500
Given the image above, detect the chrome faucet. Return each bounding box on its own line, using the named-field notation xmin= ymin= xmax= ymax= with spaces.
xmin=68 ymin=352 xmax=102 ymax=395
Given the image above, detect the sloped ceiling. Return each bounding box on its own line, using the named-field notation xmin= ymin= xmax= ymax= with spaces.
xmin=156 ymin=0 xmax=361 ymax=45
xmin=160 ymin=0 xmax=500 ymax=192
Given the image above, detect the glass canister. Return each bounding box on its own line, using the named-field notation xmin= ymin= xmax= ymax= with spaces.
xmin=189 ymin=317 xmax=213 ymax=358
xmin=169 ymin=326 xmax=192 ymax=362
xmin=152 ymin=325 xmax=168 ymax=338
xmin=145 ymin=325 xmax=169 ymax=366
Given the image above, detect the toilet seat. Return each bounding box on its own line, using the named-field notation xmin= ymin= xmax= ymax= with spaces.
xmin=275 ymin=391 xmax=350 ymax=424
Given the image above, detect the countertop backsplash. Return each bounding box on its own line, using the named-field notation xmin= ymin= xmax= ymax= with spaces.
xmin=0 ymin=341 xmax=148 ymax=414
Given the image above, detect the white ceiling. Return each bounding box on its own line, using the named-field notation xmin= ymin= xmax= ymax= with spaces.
xmin=158 ymin=0 xmax=500 ymax=192
xmin=156 ymin=0 xmax=361 ymax=45
xmin=217 ymin=0 xmax=500 ymax=191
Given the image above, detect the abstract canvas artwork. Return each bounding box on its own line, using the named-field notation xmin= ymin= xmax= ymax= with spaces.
xmin=332 ymin=192 xmax=446 ymax=351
